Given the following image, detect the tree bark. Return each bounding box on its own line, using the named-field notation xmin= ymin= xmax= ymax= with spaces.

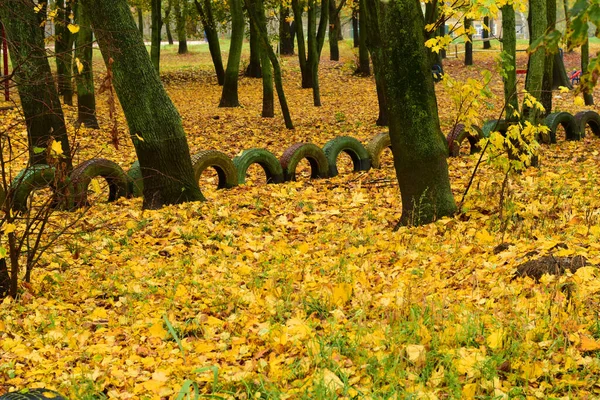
xmin=541 ymin=0 xmax=556 ymax=115
xmin=194 ymin=0 xmax=225 ymax=85
xmin=307 ymin=0 xmax=328 ymax=106
xmin=464 ymin=18 xmax=473 ymax=66
xmin=175 ymin=0 xmax=188 ymax=54
xmin=82 ymin=0 xmax=205 ymax=208
xmin=364 ymin=0 xmax=456 ymax=226
xmin=328 ymin=0 xmax=340 ymax=61
xmin=362 ymin=0 xmax=386 ymax=125
xmin=279 ymin=6 xmax=295 ymax=55
xmin=55 ymin=0 xmax=74 ymax=105
xmin=292 ymin=0 xmax=311 ymax=88
xmin=245 ymin=11 xmax=262 ymax=77
xmin=483 ymin=16 xmax=491 ymax=49
xmin=582 ymin=27 xmax=594 ymax=105
xmin=356 ymin=0 xmax=370 ymax=75
xmin=219 ymin=0 xmax=244 ymax=107
xmin=0 ymin=0 xmax=73 ymax=169
xmin=255 ymin=0 xmax=273 ymax=116
xmin=75 ymin=1 xmax=99 ymax=129
xmin=151 ymin=0 xmax=163 ymax=73
xmin=525 ymin=0 xmax=546 ymax=121
xmin=501 ymin=5 xmax=519 ymax=121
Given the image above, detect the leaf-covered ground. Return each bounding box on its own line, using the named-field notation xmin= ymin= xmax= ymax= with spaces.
xmin=2 ymin=43 xmax=600 ymax=399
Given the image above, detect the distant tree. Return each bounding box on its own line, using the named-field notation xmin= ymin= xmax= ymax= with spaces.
xmin=219 ymin=0 xmax=244 ymax=106
xmin=482 ymin=16 xmax=491 ymax=49
xmin=55 ymin=0 xmax=75 ymax=105
xmin=74 ymin=1 xmax=99 ymax=128
xmin=328 ymin=0 xmax=343 ymax=61
xmin=464 ymin=17 xmax=473 ymax=66
xmin=194 ymin=0 xmax=225 ymax=84
xmin=501 ymin=4 xmax=519 ymax=120
xmin=165 ymin=0 xmax=174 ymax=44
xmin=151 ymin=0 xmax=162 ymax=72
xmin=525 ymin=0 xmax=546 ymax=121
xmin=0 ymin=0 xmax=73 ymax=169
xmin=355 ymin=0 xmax=369 ymax=75
xmin=174 ymin=0 xmax=188 ymax=53
xmin=351 ymin=8 xmax=358 ymax=47
xmin=279 ymin=5 xmax=294 ymax=55
xmin=245 ymin=2 xmax=262 ymax=78
xmin=81 ymin=0 xmax=205 ymax=208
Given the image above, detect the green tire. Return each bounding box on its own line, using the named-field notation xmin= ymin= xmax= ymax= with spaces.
xmin=544 ymin=112 xmax=580 ymax=143
xmin=574 ymin=110 xmax=600 ymax=138
xmin=322 ymin=136 xmax=371 ymax=177
xmin=279 ymin=143 xmax=329 ymax=181
xmin=70 ymin=158 xmax=129 ymax=207
xmin=191 ymin=150 xmax=238 ymax=189
xmin=126 ymin=160 xmax=143 ymax=198
xmin=232 ymin=148 xmax=284 ymax=184
xmin=9 ymin=165 xmax=73 ymax=212
xmin=0 ymin=388 xmax=68 ymax=399
xmin=447 ymin=124 xmax=484 ymax=157
xmin=481 ymin=119 xmax=511 ymax=138
xmin=366 ymin=132 xmax=391 ymax=169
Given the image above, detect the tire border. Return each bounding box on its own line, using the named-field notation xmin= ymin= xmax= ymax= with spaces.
xmin=574 ymin=110 xmax=600 ymax=138
xmin=232 ymin=148 xmax=284 ymax=184
xmin=191 ymin=150 xmax=238 ymax=189
xmin=279 ymin=143 xmax=329 ymax=181
xmin=70 ymin=158 xmax=130 ymax=207
xmin=322 ymin=136 xmax=371 ymax=177
xmin=366 ymin=132 xmax=391 ymax=169
xmin=544 ymin=112 xmax=581 ymax=143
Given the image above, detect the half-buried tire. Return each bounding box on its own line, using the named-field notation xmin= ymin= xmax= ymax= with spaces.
xmin=70 ymin=158 xmax=129 ymax=207
xmin=366 ymin=132 xmax=391 ymax=169
xmin=9 ymin=165 xmax=73 ymax=212
xmin=0 ymin=388 xmax=68 ymax=399
xmin=481 ymin=119 xmax=511 ymax=138
xmin=322 ymin=136 xmax=371 ymax=177
xmin=447 ymin=124 xmax=484 ymax=157
xmin=280 ymin=143 xmax=329 ymax=181
xmin=545 ymin=112 xmax=580 ymax=143
xmin=575 ymin=110 xmax=600 ymax=138
xmin=191 ymin=150 xmax=238 ymax=189
xmin=127 ymin=160 xmax=143 ymax=198
xmin=232 ymin=148 xmax=284 ymax=184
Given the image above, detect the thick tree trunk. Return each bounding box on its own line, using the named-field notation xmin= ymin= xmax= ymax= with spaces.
xmin=328 ymin=0 xmax=340 ymax=61
xmin=582 ymin=30 xmax=594 ymax=105
xmin=525 ymin=0 xmax=546 ymax=121
xmin=483 ymin=16 xmax=491 ymax=49
xmin=219 ymin=0 xmax=244 ymax=107
xmin=279 ymin=6 xmax=295 ymax=55
xmin=245 ymin=0 xmax=294 ymax=128
xmin=138 ymin=7 xmax=144 ymax=37
xmin=175 ymin=0 xmax=188 ymax=54
xmin=356 ymin=0 xmax=370 ymax=75
xmin=352 ymin=11 xmax=359 ymax=48
xmin=292 ymin=0 xmax=312 ymax=88
xmin=194 ymin=0 xmax=225 ymax=85
xmin=75 ymin=2 xmax=99 ymax=129
xmin=151 ymin=0 xmax=163 ymax=73
xmin=364 ymin=0 xmax=456 ymax=226
xmin=82 ymin=0 xmax=205 ymax=208
xmin=541 ymin=0 xmax=556 ymax=115
xmin=464 ymin=18 xmax=473 ymax=66
xmin=0 ymin=0 xmax=73 ymax=169
xmin=245 ymin=15 xmax=262 ymax=77
xmin=501 ymin=5 xmax=519 ymax=121
xmin=55 ymin=0 xmax=74 ymax=105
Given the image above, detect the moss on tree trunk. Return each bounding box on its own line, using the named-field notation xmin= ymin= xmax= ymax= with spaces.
xmin=0 ymin=0 xmax=73 ymax=170
xmin=82 ymin=0 xmax=204 ymax=208
xmin=219 ymin=0 xmax=244 ymax=107
xmin=74 ymin=1 xmax=99 ymax=129
xmin=501 ymin=5 xmax=519 ymax=121
xmin=525 ymin=0 xmax=546 ymax=121
xmin=364 ymin=0 xmax=456 ymax=226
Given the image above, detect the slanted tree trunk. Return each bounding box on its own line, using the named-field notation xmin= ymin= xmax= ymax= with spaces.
xmin=165 ymin=0 xmax=174 ymax=45
xmin=501 ymin=5 xmax=519 ymax=121
xmin=464 ymin=18 xmax=473 ymax=66
xmin=328 ymin=0 xmax=340 ymax=61
xmin=279 ymin=6 xmax=295 ymax=55
xmin=352 ymin=10 xmax=359 ymax=47
xmin=219 ymin=0 xmax=244 ymax=107
xmin=1 ymin=0 xmax=73 ymax=169
xmin=525 ymin=0 xmax=546 ymax=121
xmin=151 ymin=0 xmax=163 ymax=73
xmin=582 ymin=28 xmax=594 ymax=105
xmin=292 ymin=0 xmax=311 ymax=88
xmin=245 ymin=0 xmax=294 ymax=128
xmin=74 ymin=1 xmax=99 ymax=129
xmin=138 ymin=7 xmax=144 ymax=37
xmin=175 ymin=0 xmax=188 ymax=54
xmin=55 ymin=0 xmax=74 ymax=105
xmin=245 ymin=12 xmax=262 ymax=77
xmin=82 ymin=0 xmax=204 ymax=208
xmin=483 ymin=16 xmax=491 ymax=49
xmin=541 ymin=0 xmax=556 ymax=115
xmin=364 ymin=0 xmax=456 ymax=226
xmin=194 ymin=0 xmax=225 ymax=85
xmin=356 ymin=0 xmax=370 ymax=75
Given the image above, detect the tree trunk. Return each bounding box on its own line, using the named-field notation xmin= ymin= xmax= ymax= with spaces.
xmin=483 ymin=16 xmax=491 ymax=49
xmin=563 ymin=0 xmax=572 ymax=49
xmin=55 ymin=0 xmax=74 ymax=105
xmin=165 ymin=0 xmax=174 ymax=45
xmin=75 ymin=1 xmax=99 ymax=129
xmin=151 ymin=0 xmax=162 ymax=73
xmin=352 ymin=10 xmax=359 ymax=48
xmin=356 ymin=0 xmax=370 ymax=75
xmin=541 ymin=0 xmax=556 ymax=115
xmin=501 ymin=5 xmax=519 ymax=121
xmin=292 ymin=0 xmax=312 ymax=88
xmin=245 ymin=13 xmax=262 ymax=77
xmin=362 ymin=0 xmax=386 ymax=125
xmin=194 ymin=0 xmax=225 ymax=85
xmin=525 ymin=0 xmax=546 ymax=121
xmin=0 ymin=0 xmax=73 ymax=169
xmin=138 ymin=7 xmax=144 ymax=37
xmin=307 ymin=0 xmax=328 ymax=106
xmin=279 ymin=6 xmax=295 ymax=55
xmin=328 ymin=0 xmax=340 ymax=61
xmin=244 ymin=0 xmax=294 ymax=128
xmin=424 ymin=2 xmax=443 ymax=71
xmin=219 ymin=0 xmax=244 ymax=107
xmin=254 ymin=0 xmax=273 ymax=116
xmin=464 ymin=18 xmax=473 ymax=66
xmin=175 ymin=0 xmax=188 ymax=54
xmin=581 ymin=29 xmax=594 ymax=105
xmin=364 ymin=0 xmax=456 ymax=226
xmin=82 ymin=0 xmax=205 ymax=208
